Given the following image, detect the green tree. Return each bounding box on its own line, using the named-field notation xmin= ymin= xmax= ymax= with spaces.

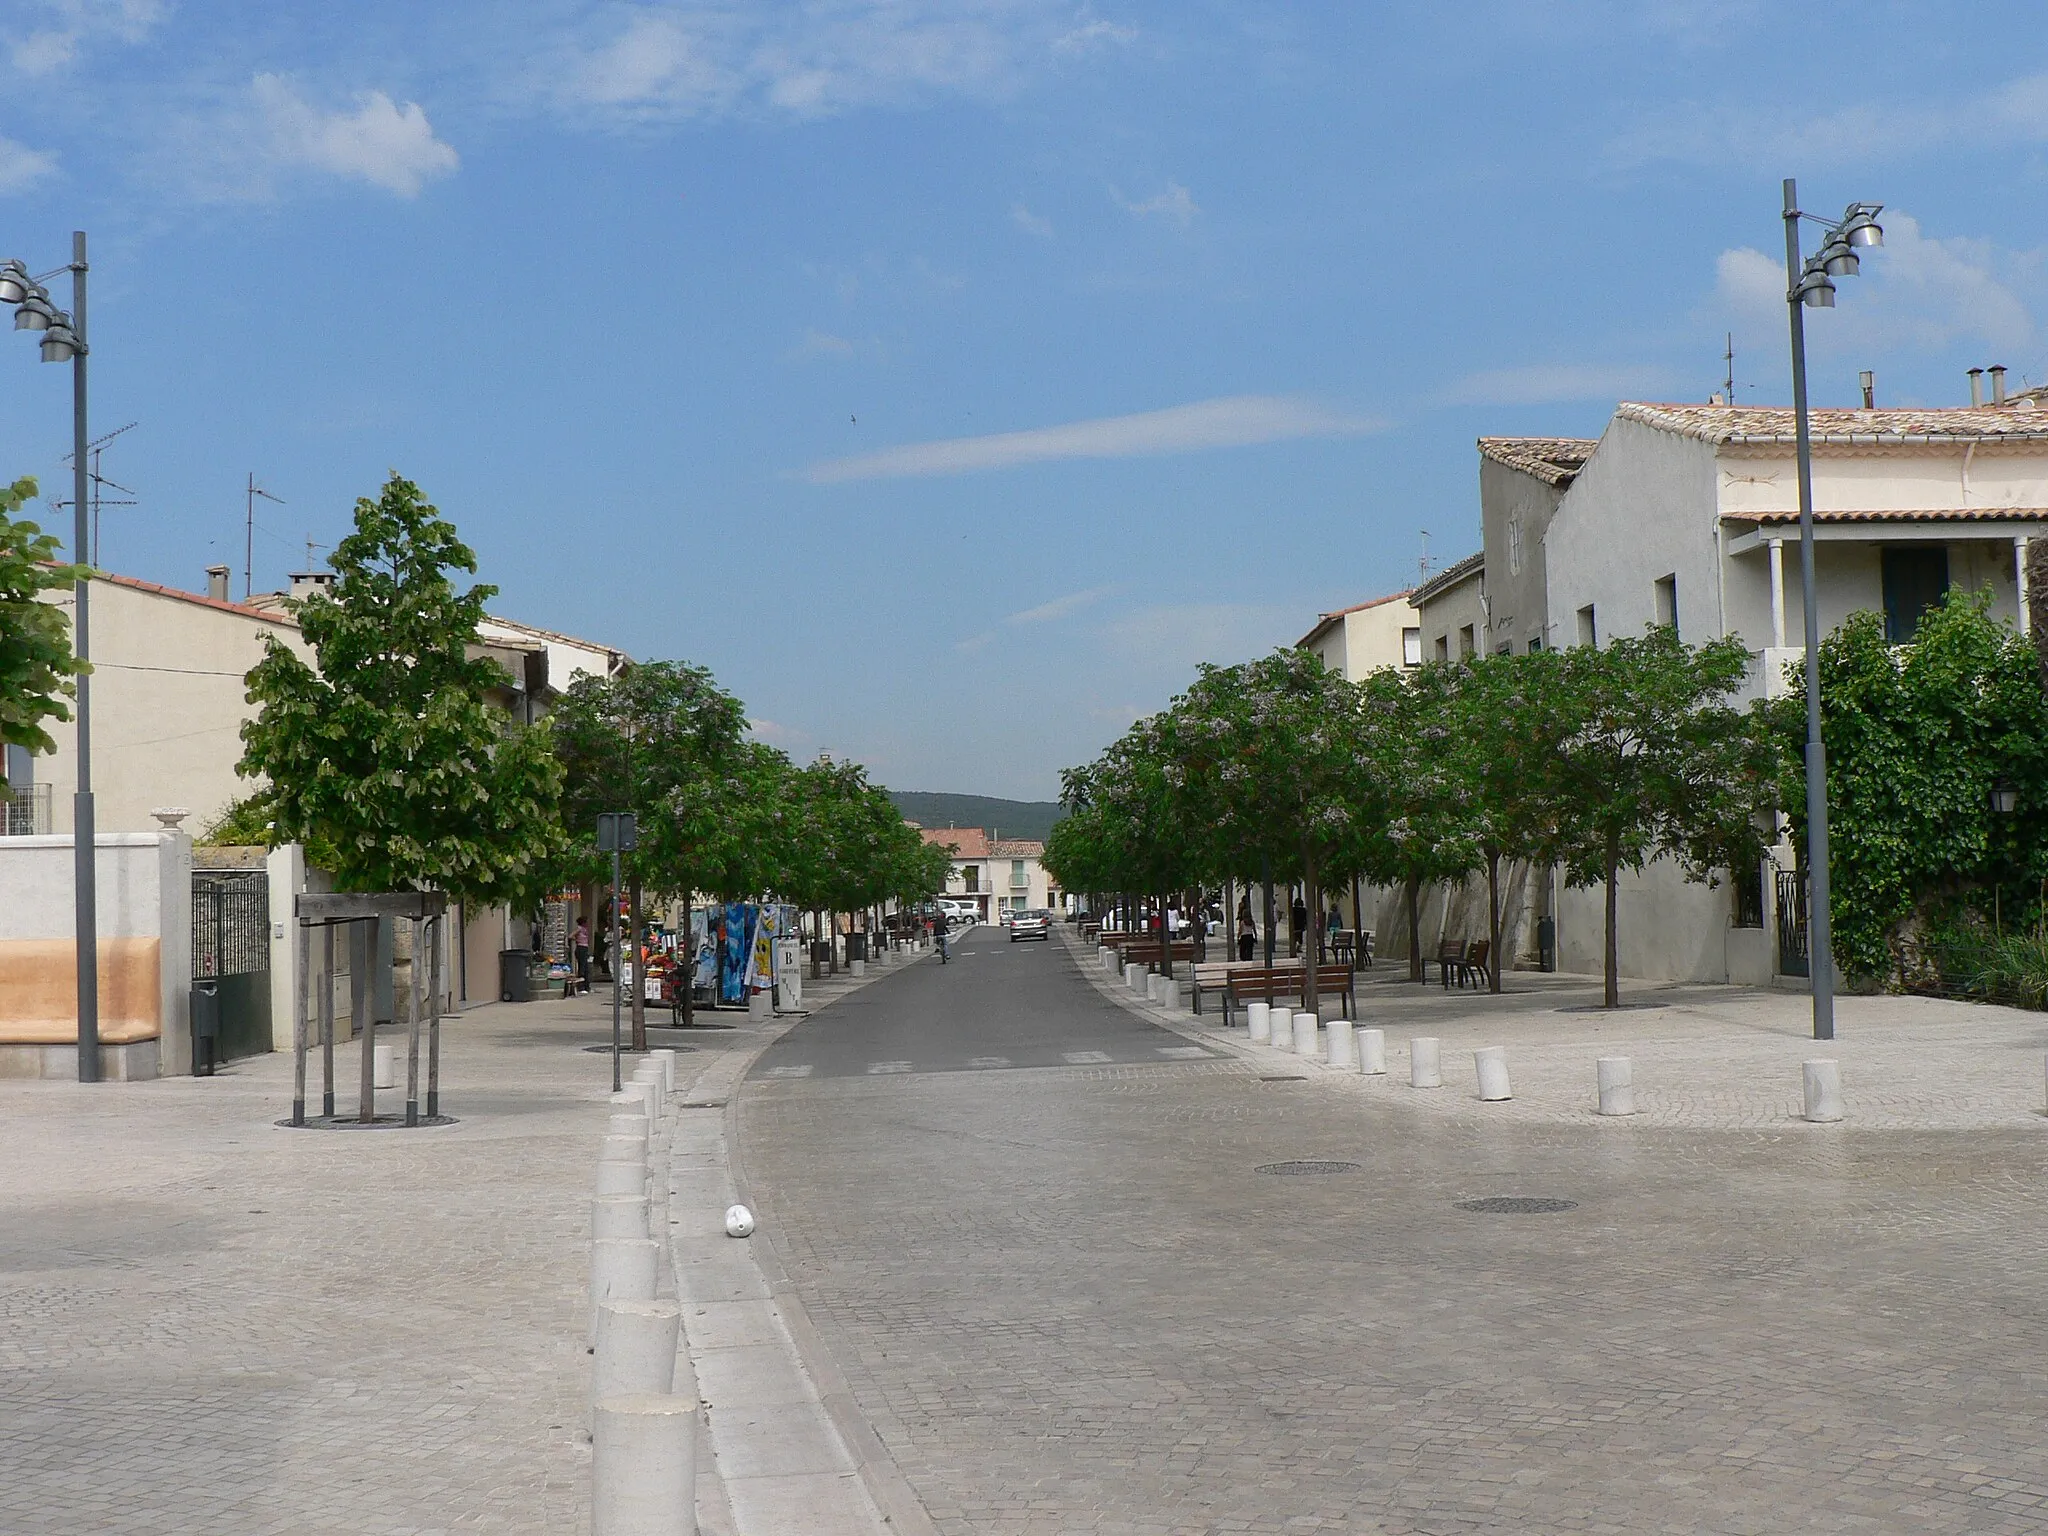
xmin=0 ymin=476 xmax=88 ymax=781
xmin=1549 ymin=627 xmax=1774 ymax=1007
xmin=238 ymin=474 xmax=564 ymax=903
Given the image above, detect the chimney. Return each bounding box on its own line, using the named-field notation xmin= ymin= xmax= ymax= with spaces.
xmin=288 ymin=571 xmax=337 ymax=601
xmin=1969 ymin=367 xmax=1985 ymax=406
xmin=1991 ymin=364 xmax=2008 ymax=405
xmin=1859 ymin=370 xmax=1875 ymax=409
xmin=205 ymin=564 xmax=230 ymax=601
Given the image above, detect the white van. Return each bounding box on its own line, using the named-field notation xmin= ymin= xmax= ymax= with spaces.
xmin=938 ymin=899 xmax=977 ymax=924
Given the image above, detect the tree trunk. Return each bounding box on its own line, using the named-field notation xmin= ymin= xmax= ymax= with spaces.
xmin=1301 ymin=846 xmax=1320 ymax=1015
xmin=1161 ymin=891 xmax=1173 ymax=978
xmin=680 ymin=895 xmax=694 ymax=1027
xmin=629 ymin=877 xmax=646 ymax=1050
xmin=827 ymin=911 xmax=838 ymax=975
xmin=1487 ymin=849 xmax=1503 ymax=995
xmin=1350 ymin=873 xmax=1365 ymax=975
xmin=1261 ymin=859 xmax=1276 ymax=968
xmin=1603 ymin=827 xmax=1620 ymax=1009
xmin=1406 ymin=874 xmax=1423 ymax=983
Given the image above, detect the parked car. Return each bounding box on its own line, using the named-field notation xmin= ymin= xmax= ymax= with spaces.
xmin=1009 ymin=909 xmax=1051 ymax=943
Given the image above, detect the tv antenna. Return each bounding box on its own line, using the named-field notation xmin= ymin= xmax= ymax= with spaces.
xmin=1723 ymin=333 xmax=1734 ymax=404
xmin=1418 ymin=528 xmax=1433 ymax=580
xmin=245 ymin=473 xmax=285 ymax=601
xmin=53 ymin=421 xmax=138 ymax=566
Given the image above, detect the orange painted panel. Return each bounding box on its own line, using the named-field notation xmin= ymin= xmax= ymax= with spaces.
xmin=0 ymin=937 xmax=162 ymax=1043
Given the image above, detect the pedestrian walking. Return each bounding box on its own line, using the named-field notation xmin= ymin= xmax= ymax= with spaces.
xmin=573 ymin=918 xmax=591 ymax=989
xmin=1290 ymin=896 xmax=1307 ymax=957
xmin=1237 ymin=909 xmax=1257 ymax=963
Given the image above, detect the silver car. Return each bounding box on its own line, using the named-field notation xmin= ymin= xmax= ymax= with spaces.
xmin=1009 ymin=909 xmax=1051 ymax=943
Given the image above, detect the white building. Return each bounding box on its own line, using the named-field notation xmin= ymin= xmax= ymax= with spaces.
xmin=1297 ymin=589 xmax=1419 ymax=678
xmin=918 ymin=825 xmax=1052 ymax=921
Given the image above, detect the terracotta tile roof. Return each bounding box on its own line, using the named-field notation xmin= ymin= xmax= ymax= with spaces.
xmin=1478 ymin=436 xmax=1598 ymax=486
xmin=920 ymin=826 xmax=990 ymax=858
xmin=93 ymin=571 xmax=301 ymax=627
xmin=1619 ymin=401 xmax=2048 ymax=447
xmin=1723 ymin=507 xmax=2048 ymax=526
xmin=1411 ymin=549 xmax=1485 ymax=605
xmin=1297 ymin=588 xmax=1415 ymax=648
xmin=989 ymin=838 xmax=1044 ymax=857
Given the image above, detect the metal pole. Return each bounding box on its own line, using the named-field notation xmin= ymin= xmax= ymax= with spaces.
xmin=610 ymin=849 xmax=623 ymax=1092
xmin=69 ymin=230 xmax=99 ymax=1082
xmin=1783 ymin=178 xmax=1835 ymax=1042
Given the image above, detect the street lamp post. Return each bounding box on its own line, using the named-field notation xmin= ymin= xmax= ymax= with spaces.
xmin=1780 ymin=181 xmax=1883 ymax=1043
xmin=597 ymin=812 xmax=638 ymax=1092
xmin=1 ymin=233 xmax=97 ymax=1081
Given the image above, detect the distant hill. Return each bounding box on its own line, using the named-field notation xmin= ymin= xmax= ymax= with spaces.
xmin=886 ymin=791 xmax=1066 ymax=844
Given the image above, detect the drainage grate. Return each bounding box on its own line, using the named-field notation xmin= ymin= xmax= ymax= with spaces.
xmin=581 ymin=1043 xmax=697 ymax=1054
xmin=1256 ymin=1160 xmax=1362 ymax=1176
xmin=1258 ymin=1074 xmax=1308 ymax=1082
xmin=1456 ymin=1196 xmax=1578 ymax=1214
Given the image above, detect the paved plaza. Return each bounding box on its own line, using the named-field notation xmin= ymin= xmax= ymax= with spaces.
xmin=738 ymin=926 xmax=2048 ymax=1534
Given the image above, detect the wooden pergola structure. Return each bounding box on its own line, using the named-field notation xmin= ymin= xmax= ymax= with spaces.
xmin=290 ymin=892 xmax=450 ymax=1128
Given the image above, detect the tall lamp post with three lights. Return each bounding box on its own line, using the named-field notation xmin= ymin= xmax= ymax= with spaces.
xmin=0 ymin=233 xmax=98 ymax=1081
xmin=1780 ymin=183 xmax=1883 ymax=1042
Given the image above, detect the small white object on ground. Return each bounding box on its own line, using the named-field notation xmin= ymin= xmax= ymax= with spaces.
xmin=1247 ymin=1003 xmax=1270 ymax=1043
xmin=592 ymin=1393 xmax=696 ymax=1536
xmin=1357 ymin=1027 xmax=1385 ymax=1075
xmin=1596 ymin=1056 xmax=1634 ymax=1116
xmin=1410 ymin=1037 xmax=1442 ymax=1089
xmin=1475 ymin=1046 xmax=1512 ymax=1102
xmin=724 ymin=1204 xmax=755 ymax=1238
xmin=1803 ymin=1059 xmax=1843 ymax=1122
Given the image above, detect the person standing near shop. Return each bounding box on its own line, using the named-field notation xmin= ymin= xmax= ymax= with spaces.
xmin=573 ymin=917 xmax=592 ymax=989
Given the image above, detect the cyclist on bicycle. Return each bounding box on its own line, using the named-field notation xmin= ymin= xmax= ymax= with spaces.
xmin=933 ymin=905 xmax=950 ymax=963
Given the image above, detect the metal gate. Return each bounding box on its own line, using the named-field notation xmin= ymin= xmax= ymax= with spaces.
xmin=192 ymin=870 xmax=272 ymax=1064
xmin=1775 ymin=867 xmax=1809 ymax=978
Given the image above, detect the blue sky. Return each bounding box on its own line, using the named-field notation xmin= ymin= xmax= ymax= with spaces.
xmin=2 ymin=2 xmax=2043 ymax=797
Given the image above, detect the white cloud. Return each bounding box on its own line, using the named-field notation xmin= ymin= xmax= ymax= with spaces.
xmin=252 ymin=74 xmax=459 ymax=197
xmin=1714 ymin=214 xmax=2036 ymax=358
xmin=1010 ymin=201 xmax=1054 ymax=238
xmin=1116 ymin=180 xmax=1198 ymax=225
xmin=1003 ymin=584 xmax=1119 ymax=626
xmin=0 ymin=137 xmax=58 ymax=194
xmin=1441 ymin=362 xmax=1684 ymax=406
xmin=544 ymin=2 xmax=1122 ymax=124
xmin=954 ymin=629 xmax=998 ymax=653
xmin=803 ymin=395 xmax=1383 ymax=483
xmin=9 ymin=0 xmax=163 ymax=75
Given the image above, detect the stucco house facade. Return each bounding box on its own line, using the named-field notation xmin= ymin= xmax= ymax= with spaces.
xmin=1298 ymin=589 xmax=1419 ymax=678
xmin=1410 ymin=551 xmax=1487 ymax=662
xmin=918 ymin=825 xmax=1051 ymax=921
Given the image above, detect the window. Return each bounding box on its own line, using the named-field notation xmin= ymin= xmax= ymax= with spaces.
xmin=1458 ymin=624 xmax=1476 ymax=658
xmin=1401 ymin=627 xmax=1422 ymax=666
xmin=1733 ymin=860 xmax=1765 ymax=928
xmin=1496 ymin=641 xmax=1513 ymax=656
xmin=1576 ymin=604 xmax=1597 ymax=648
xmin=1654 ymin=573 xmax=1678 ymax=632
xmin=963 ymin=865 xmax=979 ymax=892
xmin=1010 ymin=858 xmax=1028 ymax=888
xmin=1882 ymin=546 xmax=1949 ymax=643
xmin=1527 ymin=634 xmax=1543 ymax=652
xmin=1433 ymin=634 xmax=1450 ymax=662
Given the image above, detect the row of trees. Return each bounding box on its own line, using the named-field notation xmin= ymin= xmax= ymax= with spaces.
xmin=232 ymin=475 xmax=952 ymax=1040
xmin=1045 ymin=630 xmax=1783 ymax=1009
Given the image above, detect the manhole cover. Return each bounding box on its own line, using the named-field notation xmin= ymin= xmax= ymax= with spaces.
xmin=1455 ymin=1196 xmax=1578 ymax=1214
xmin=275 ymin=1114 xmax=459 ymax=1131
xmin=1256 ymin=1160 xmax=1362 ymax=1176
xmin=1258 ymin=1074 xmax=1307 ymax=1082
xmin=581 ymin=1043 xmax=697 ymax=1054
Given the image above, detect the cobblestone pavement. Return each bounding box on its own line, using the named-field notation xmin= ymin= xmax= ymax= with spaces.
xmin=739 ymin=929 xmax=2048 ymax=1534
xmin=0 ymin=991 xmax=760 ymax=1536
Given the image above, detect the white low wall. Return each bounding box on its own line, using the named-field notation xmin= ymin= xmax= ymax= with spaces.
xmin=0 ymin=831 xmax=191 ymax=1078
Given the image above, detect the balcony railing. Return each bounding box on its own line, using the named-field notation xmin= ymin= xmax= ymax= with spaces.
xmin=4 ymin=784 xmax=52 ymax=836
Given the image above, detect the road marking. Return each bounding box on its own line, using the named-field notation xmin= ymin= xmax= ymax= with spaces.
xmin=1062 ymin=1050 xmax=1112 ymax=1065
xmin=867 ymin=1060 xmax=913 ymax=1075
xmin=968 ymin=1056 xmax=1011 ymax=1069
xmin=1156 ymin=1046 xmax=1210 ymax=1059
xmin=764 ymin=1064 xmax=814 ymax=1078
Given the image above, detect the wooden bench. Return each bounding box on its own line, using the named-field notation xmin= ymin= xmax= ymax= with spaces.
xmin=1224 ymin=963 xmax=1356 ymax=1026
xmin=1191 ymin=958 xmax=1297 ymax=1017
xmin=1118 ymin=941 xmax=1197 ymax=966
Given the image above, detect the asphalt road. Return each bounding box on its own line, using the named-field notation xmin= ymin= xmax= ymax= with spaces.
xmin=750 ymin=927 xmax=1223 ymax=1080
xmin=737 ymin=931 xmax=2048 ymax=1535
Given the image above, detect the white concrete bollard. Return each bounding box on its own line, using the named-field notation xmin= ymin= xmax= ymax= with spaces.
xmin=1269 ymin=1008 xmax=1291 ymax=1050
xmin=592 ymin=1393 xmax=697 ymax=1536
xmin=600 ymin=1134 xmax=645 ymax=1167
xmin=748 ymin=989 xmax=770 ymax=1020
xmin=1410 ymin=1037 xmax=1442 ymax=1089
xmin=590 ymin=1237 xmax=659 ymax=1343
xmin=1474 ymin=1046 xmax=1512 ymax=1102
xmin=1596 ymin=1056 xmax=1634 ymax=1116
xmin=1357 ymin=1027 xmax=1385 ymax=1075
xmin=597 ymin=1158 xmax=647 ymax=1197
xmin=651 ymin=1050 xmax=676 ymax=1095
xmin=1247 ymin=1003 xmax=1270 ymax=1043
xmin=1803 ymin=1059 xmax=1843 ymax=1123
xmin=851 ymin=958 xmax=865 ymax=978
xmin=625 ymin=1079 xmax=661 ymax=1121
xmin=1127 ymin=963 xmax=1147 ymax=993
xmin=1327 ymin=1019 xmax=1355 ymax=1069
xmin=608 ymin=1112 xmax=650 ymax=1145
xmin=1293 ymin=1012 xmax=1319 ymax=1057
xmin=593 ymin=1298 xmax=681 ymax=1407
xmin=372 ymin=1041 xmax=395 ymax=1090
xmin=593 ymin=1193 xmax=650 ymax=1242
